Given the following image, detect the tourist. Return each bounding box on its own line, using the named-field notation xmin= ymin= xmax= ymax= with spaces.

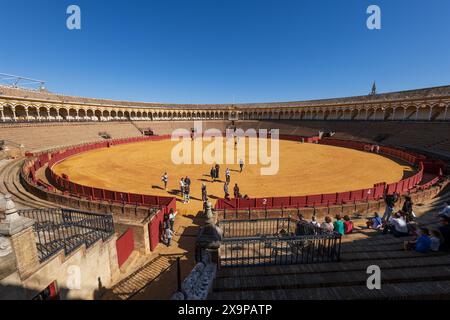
xmin=163 ymin=211 xmax=170 ymax=230
xmin=404 ymin=228 xmax=431 ymax=253
xmin=311 ymin=215 xmax=320 ymax=228
xmin=333 ymin=214 xmax=345 ymax=235
xmin=179 ymin=177 xmax=185 ymax=196
xmin=343 ymin=215 xmax=354 ymax=234
xmin=210 ymin=167 xmax=216 ymax=182
xmin=366 ymin=212 xmax=382 ymax=229
xmin=184 ymin=176 xmax=191 ymax=203
xmin=215 ymin=164 xmax=220 ymax=179
xmin=295 ymin=216 xmax=305 ymax=235
xmin=168 ymin=209 xmax=177 ymax=231
xmin=321 ymin=216 xmax=334 ymax=232
xmin=386 ymin=212 xmax=409 ymax=237
xmin=239 ymin=158 xmax=244 ymax=173
xmin=383 ymin=193 xmax=398 ymax=221
xmin=402 ymin=196 xmax=415 ymax=222
xmin=438 ymin=201 xmax=450 ymax=218
xmin=184 ymin=180 xmax=190 ymax=204
xmin=233 ymin=183 xmax=240 ymax=199
xmin=224 ymin=182 xmax=230 ymax=200
xmin=201 ymin=183 xmax=208 ymax=202
xmin=161 ymin=172 xmax=168 ymax=190
xmin=430 ymin=229 xmax=443 ymax=252
xmin=225 ymin=168 xmax=231 ymax=184
xmin=438 ymin=216 xmax=450 ymax=252
xmin=165 ymin=226 xmax=174 ymax=247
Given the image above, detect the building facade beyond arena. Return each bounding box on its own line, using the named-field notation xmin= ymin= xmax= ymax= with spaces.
xmin=1 ymin=85 xmax=449 ymax=122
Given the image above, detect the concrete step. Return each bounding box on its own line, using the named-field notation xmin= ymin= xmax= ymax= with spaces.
xmin=209 ymin=280 xmax=450 ymax=300
xmin=213 ymin=265 xmax=450 ymax=292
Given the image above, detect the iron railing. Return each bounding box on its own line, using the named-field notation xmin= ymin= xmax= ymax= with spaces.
xmin=19 ymin=208 xmax=115 ymax=262
xmin=218 ymin=218 xmax=341 ymax=267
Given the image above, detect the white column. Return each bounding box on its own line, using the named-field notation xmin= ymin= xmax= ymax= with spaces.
xmin=444 ymin=106 xmax=448 ymax=121
xmin=428 ymin=106 xmax=433 ymax=121
xmin=403 ymin=108 xmax=406 ymax=120
xmin=0 ymin=109 xmax=4 ymax=122
xmin=415 ymin=108 xmax=419 ymax=121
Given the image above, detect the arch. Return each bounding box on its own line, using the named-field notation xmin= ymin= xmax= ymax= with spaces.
xmin=49 ymin=107 xmax=58 ymax=117
xmin=78 ymin=109 xmax=87 ymax=118
xmin=38 ymin=107 xmax=49 ymax=119
xmin=28 ymin=106 xmax=38 ymax=118
xmin=94 ymin=110 xmax=102 ymax=120
xmin=69 ymin=108 xmax=78 ymax=118
xmin=15 ymin=105 xmax=27 ymax=120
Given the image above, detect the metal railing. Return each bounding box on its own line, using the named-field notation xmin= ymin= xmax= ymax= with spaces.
xmin=19 ymin=208 xmax=115 ymax=262
xmin=218 ymin=218 xmax=341 ymax=267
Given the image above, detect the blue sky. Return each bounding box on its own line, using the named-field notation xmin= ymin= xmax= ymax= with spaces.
xmin=0 ymin=0 xmax=449 ymax=104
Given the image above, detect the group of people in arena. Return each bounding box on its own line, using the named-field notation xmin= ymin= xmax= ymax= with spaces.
xmin=179 ymin=176 xmax=191 ymax=204
xmin=162 ymin=159 xmax=246 ymax=209
xmin=365 ymin=195 xmax=450 ymax=254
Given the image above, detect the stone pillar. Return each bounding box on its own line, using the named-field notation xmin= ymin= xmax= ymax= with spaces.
xmin=0 ymin=194 xmax=39 ymax=279
xmin=0 ymin=109 xmax=4 ymax=121
xmin=196 ymin=205 xmax=222 ymax=266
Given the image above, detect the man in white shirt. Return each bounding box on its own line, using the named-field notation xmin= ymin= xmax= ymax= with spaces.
xmin=169 ymin=209 xmax=177 ymax=231
xmin=388 ymin=213 xmax=409 ymax=237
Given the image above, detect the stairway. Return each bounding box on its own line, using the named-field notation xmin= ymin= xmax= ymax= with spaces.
xmin=209 ymin=192 xmax=450 ymax=300
xmin=108 ymin=254 xmax=183 ymax=300
xmin=0 ymin=158 xmax=57 ymax=209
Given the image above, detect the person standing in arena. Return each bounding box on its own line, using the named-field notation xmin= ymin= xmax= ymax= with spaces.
xmin=215 ymin=164 xmax=220 ymax=180
xmin=225 ymin=168 xmax=231 ymax=184
xmin=239 ymin=158 xmax=244 ymax=173
xmin=224 ymin=182 xmax=230 ymax=200
xmin=233 ymin=183 xmax=240 ymax=199
xmin=201 ymin=183 xmax=208 ymax=202
xmin=179 ymin=177 xmax=185 ymax=196
xmin=184 ymin=176 xmax=191 ymax=203
xmin=210 ymin=166 xmax=216 ymax=182
xmin=162 ymin=172 xmax=168 ymax=191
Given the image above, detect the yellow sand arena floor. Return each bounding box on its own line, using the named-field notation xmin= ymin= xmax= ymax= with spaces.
xmin=53 ymin=138 xmax=412 ymax=214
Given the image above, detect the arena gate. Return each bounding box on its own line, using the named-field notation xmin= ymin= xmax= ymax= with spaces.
xmin=116 ymin=228 xmax=135 ymax=268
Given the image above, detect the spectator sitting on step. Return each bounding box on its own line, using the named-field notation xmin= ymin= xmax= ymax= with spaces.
xmin=404 ymin=227 xmax=431 ymax=253
xmin=333 ymin=214 xmax=345 ymax=235
xmin=438 ymin=216 xmax=450 ymax=252
xmin=321 ymin=216 xmax=334 ymax=232
xmin=385 ymin=212 xmax=410 ymax=237
xmin=366 ymin=212 xmax=382 ymax=230
xmin=430 ymin=229 xmax=443 ymax=252
xmin=343 ymin=215 xmax=354 ymax=234
xmin=310 ymin=215 xmax=321 ymax=228
xmin=438 ymin=201 xmax=450 ymax=218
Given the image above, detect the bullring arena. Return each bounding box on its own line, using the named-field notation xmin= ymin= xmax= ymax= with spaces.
xmin=1 ymin=84 xmax=450 ymax=300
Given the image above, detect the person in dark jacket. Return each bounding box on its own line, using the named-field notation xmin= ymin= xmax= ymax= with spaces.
xmin=402 ymin=196 xmax=414 ymax=222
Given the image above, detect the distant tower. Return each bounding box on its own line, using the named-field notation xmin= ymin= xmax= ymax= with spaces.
xmin=370 ymin=82 xmax=377 ymax=95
